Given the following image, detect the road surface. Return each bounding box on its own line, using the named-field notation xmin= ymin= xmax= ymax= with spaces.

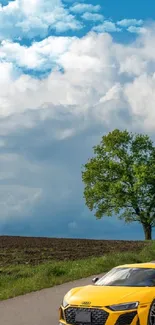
xmin=0 ymin=273 xmax=103 ymax=325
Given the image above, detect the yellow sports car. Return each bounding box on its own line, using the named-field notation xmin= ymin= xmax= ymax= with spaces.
xmin=59 ymin=262 xmax=155 ymax=325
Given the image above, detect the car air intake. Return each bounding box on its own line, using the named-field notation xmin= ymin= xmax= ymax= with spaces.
xmin=60 ymin=307 xmax=65 ymax=320
xmin=115 ymin=311 xmax=137 ymax=325
xmin=64 ymin=307 xmax=109 ymax=325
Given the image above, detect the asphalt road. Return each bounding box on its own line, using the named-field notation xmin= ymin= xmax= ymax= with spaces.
xmin=0 ymin=273 xmax=103 ymax=325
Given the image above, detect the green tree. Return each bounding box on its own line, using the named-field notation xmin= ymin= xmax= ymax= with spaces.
xmin=82 ymin=129 xmax=155 ymax=240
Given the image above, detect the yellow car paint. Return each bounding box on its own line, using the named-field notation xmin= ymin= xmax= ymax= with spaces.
xmin=59 ymin=262 xmax=155 ymax=325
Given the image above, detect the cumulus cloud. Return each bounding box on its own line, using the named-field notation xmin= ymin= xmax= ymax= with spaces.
xmin=0 ymin=0 xmax=146 ymax=41
xmin=117 ymin=19 xmax=143 ymax=27
xmin=115 ymin=19 xmax=146 ymax=35
xmin=0 ymin=27 xmax=155 ymax=130
xmin=92 ymin=21 xmax=121 ymax=33
xmin=0 ymin=0 xmax=83 ymax=40
xmin=81 ymin=12 xmax=104 ymax=22
xmin=124 ymin=74 xmax=155 ymax=129
xmin=70 ymin=3 xmax=101 ymax=14
xmin=0 ymin=36 xmax=73 ymax=71
xmin=127 ymin=26 xmax=147 ymax=34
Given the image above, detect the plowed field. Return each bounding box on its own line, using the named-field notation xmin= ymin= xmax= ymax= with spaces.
xmin=0 ymin=236 xmax=148 ymax=266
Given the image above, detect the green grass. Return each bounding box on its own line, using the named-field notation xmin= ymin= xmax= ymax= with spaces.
xmin=0 ymin=241 xmax=155 ymax=301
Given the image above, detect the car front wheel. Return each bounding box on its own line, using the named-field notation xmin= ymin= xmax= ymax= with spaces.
xmin=148 ymin=299 xmax=155 ymax=325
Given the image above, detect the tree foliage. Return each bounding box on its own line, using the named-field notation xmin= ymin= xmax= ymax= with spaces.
xmin=82 ymin=129 xmax=155 ymax=240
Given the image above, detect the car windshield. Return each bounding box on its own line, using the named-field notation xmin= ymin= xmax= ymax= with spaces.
xmin=95 ymin=267 xmax=155 ymax=287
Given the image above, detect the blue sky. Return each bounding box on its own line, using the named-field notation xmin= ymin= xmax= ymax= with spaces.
xmin=0 ymin=0 xmax=155 ymax=240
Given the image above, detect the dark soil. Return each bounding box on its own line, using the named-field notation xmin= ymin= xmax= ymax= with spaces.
xmin=0 ymin=236 xmax=149 ymax=266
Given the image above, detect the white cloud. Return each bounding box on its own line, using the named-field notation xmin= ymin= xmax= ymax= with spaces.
xmin=0 ymin=25 xmax=155 ymax=131
xmin=117 ymin=19 xmax=143 ymax=27
xmin=0 ymin=36 xmax=74 ymax=71
xmin=116 ymin=19 xmax=147 ymax=35
xmin=127 ymin=26 xmax=147 ymax=34
xmin=82 ymin=12 xmax=103 ymax=22
xmin=119 ymin=55 xmax=147 ymax=76
xmin=92 ymin=21 xmax=121 ymax=33
xmin=70 ymin=3 xmax=101 ymax=14
xmin=52 ymin=19 xmax=83 ymax=32
xmin=98 ymin=83 xmax=123 ymax=104
xmin=124 ymin=74 xmax=155 ymax=129
xmin=0 ymin=0 xmax=82 ymax=40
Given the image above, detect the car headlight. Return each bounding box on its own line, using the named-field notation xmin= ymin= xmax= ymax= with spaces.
xmin=107 ymin=301 xmax=139 ymax=311
xmin=62 ymin=298 xmax=69 ymax=308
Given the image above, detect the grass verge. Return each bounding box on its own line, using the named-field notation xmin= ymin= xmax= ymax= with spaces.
xmin=0 ymin=241 xmax=155 ymax=301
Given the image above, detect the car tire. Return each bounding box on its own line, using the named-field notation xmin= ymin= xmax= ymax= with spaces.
xmin=148 ymin=299 xmax=155 ymax=325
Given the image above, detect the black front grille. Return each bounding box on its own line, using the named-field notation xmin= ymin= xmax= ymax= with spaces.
xmin=115 ymin=311 xmax=137 ymax=325
xmin=64 ymin=307 xmax=109 ymax=325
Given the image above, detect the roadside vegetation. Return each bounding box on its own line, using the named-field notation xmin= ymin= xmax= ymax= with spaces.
xmin=0 ymin=240 xmax=155 ymax=301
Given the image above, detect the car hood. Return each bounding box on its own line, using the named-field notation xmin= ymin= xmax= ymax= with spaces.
xmin=65 ymin=285 xmax=153 ymax=306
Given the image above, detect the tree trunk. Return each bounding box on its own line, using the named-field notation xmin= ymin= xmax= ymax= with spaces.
xmin=142 ymin=224 xmax=152 ymax=240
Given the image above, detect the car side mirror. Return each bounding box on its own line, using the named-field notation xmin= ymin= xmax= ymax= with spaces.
xmin=92 ymin=277 xmax=99 ymax=284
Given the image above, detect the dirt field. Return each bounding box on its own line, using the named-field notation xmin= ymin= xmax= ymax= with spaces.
xmin=0 ymin=236 xmax=149 ymax=266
